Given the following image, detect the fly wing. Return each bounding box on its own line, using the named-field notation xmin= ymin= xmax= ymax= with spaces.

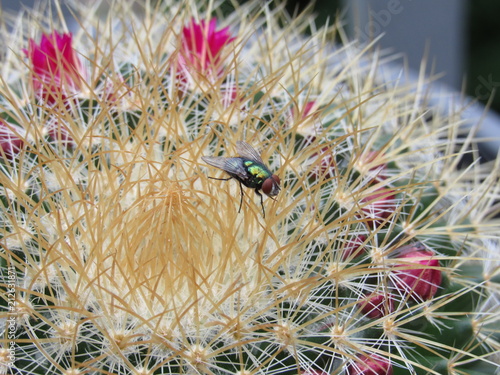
xmin=201 ymin=156 xmax=248 ymax=180
xmin=236 ymin=141 xmax=264 ymax=164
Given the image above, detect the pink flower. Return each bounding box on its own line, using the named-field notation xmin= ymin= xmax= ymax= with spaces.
xmin=178 ymin=18 xmax=235 ymax=82
xmin=0 ymin=120 xmax=24 ymax=159
xmin=24 ymin=31 xmax=84 ymax=104
xmin=393 ymin=246 xmax=442 ymax=301
xmin=347 ymin=354 xmax=393 ymax=375
xmin=358 ymin=292 xmax=394 ymax=319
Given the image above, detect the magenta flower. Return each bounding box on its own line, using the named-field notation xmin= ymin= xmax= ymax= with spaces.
xmin=0 ymin=120 xmax=24 ymax=159
xmin=179 ymin=18 xmax=235 ymax=82
xmin=24 ymin=31 xmax=84 ymax=103
xmin=393 ymin=247 xmax=442 ymax=301
xmin=347 ymin=354 xmax=393 ymax=375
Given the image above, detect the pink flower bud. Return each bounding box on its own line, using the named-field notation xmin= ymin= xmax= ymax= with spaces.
xmin=393 ymin=247 xmax=442 ymax=301
xmin=0 ymin=120 xmax=24 ymax=159
xmin=178 ymin=18 xmax=235 ymax=83
xmin=358 ymin=292 xmax=394 ymax=319
xmin=347 ymin=354 xmax=393 ymax=375
xmin=24 ymin=31 xmax=84 ymax=104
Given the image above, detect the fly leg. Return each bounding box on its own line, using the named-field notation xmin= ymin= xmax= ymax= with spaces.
xmin=208 ymin=176 xmax=241 ymax=213
xmin=208 ymin=177 xmax=232 ymax=181
xmin=207 ymin=176 xmax=245 ymax=215
xmin=238 ymin=181 xmax=244 ymax=213
xmin=255 ymin=189 xmax=265 ymax=218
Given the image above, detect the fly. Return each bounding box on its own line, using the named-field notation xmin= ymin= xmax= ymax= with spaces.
xmin=202 ymin=141 xmax=281 ymax=218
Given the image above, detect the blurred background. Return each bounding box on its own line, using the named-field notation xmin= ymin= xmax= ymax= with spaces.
xmin=2 ymin=0 xmax=499 ymax=158
xmin=283 ymin=0 xmax=500 ymax=114
xmin=281 ymin=0 xmax=500 ymax=159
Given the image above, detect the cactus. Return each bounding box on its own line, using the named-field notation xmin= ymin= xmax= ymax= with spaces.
xmin=0 ymin=1 xmax=499 ymax=374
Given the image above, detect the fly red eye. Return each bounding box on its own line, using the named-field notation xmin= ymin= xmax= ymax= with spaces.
xmin=262 ymin=178 xmax=274 ymax=195
xmin=272 ymin=174 xmax=280 ymax=185
xmin=262 ymin=175 xmax=281 ymax=196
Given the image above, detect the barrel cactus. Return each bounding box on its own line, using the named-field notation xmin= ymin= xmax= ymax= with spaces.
xmin=0 ymin=1 xmax=499 ymax=374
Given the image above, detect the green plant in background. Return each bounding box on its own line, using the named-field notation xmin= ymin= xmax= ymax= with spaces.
xmin=0 ymin=0 xmax=499 ymax=374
